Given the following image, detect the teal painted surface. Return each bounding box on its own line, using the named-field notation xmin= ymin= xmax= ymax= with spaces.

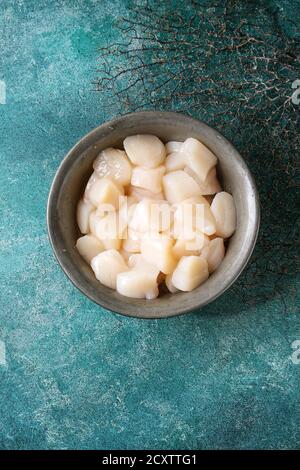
xmin=0 ymin=0 xmax=299 ymax=450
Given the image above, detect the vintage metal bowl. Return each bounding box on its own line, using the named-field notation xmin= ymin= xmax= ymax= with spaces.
xmin=47 ymin=111 xmax=260 ymax=318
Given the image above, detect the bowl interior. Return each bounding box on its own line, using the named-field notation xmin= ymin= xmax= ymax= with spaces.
xmin=48 ymin=112 xmax=259 ymax=318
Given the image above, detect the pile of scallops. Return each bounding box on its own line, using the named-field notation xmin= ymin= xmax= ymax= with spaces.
xmin=76 ymin=135 xmax=236 ymax=300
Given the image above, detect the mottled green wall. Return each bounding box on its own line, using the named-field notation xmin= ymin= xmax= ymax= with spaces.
xmin=0 ymin=0 xmax=299 ymax=449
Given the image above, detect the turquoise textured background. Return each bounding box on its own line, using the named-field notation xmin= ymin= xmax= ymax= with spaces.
xmin=0 ymin=0 xmax=299 ymax=449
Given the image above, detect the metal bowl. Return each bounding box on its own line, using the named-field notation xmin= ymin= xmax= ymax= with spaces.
xmin=47 ymin=111 xmax=260 ymax=318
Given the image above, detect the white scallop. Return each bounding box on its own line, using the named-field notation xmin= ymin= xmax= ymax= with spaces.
xmin=197 ymin=205 xmax=217 ymax=236
xmin=172 ymin=256 xmax=209 ymax=291
xmin=165 ymin=141 xmax=182 ymax=154
xmin=210 ymin=192 xmax=236 ymax=238
xmin=91 ymin=249 xmax=128 ymax=289
xmin=124 ymin=134 xmax=166 ymax=168
xmin=128 ymin=253 xmax=160 ymax=279
xmin=84 ymin=171 xmax=99 ymax=199
xmin=116 ymin=270 xmax=159 ymax=299
xmin=76 ymin=235 xmax=105 ymax=264
xmin=77 ymin=198 xmax=95 ymax=234
xmin=141 ymin=238 xmax=177 ymax=274
xmin=93 ymin=147 xmax=132 ymax=186
xmin=182 ymin=137 xmax=217 ymax=182
xmin=184 ymin=166 xmax=221 ymax=195
xmin=131 ymin=165 xmax=165 ymax=194
xmin=162 ymin=170 xmax=202 ymax=203
xmin=201 ymin=237 xmax=225 ymax=273
xmin=165 ymin=152 xmax=186 ymax=172
xmin=85 ymin=177 xmax=124 ymax=208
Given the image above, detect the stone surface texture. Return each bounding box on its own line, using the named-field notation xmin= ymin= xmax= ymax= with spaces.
xmin=0 ymin=0 xmax=299 ymax=450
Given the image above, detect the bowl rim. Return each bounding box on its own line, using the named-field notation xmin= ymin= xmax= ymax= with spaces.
xmin=47 ymin=110 xmax=260 ymax=319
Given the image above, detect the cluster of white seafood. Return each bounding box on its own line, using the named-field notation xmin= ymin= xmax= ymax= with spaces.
xmin=76 ymin=135 xmax=236 ymax=299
